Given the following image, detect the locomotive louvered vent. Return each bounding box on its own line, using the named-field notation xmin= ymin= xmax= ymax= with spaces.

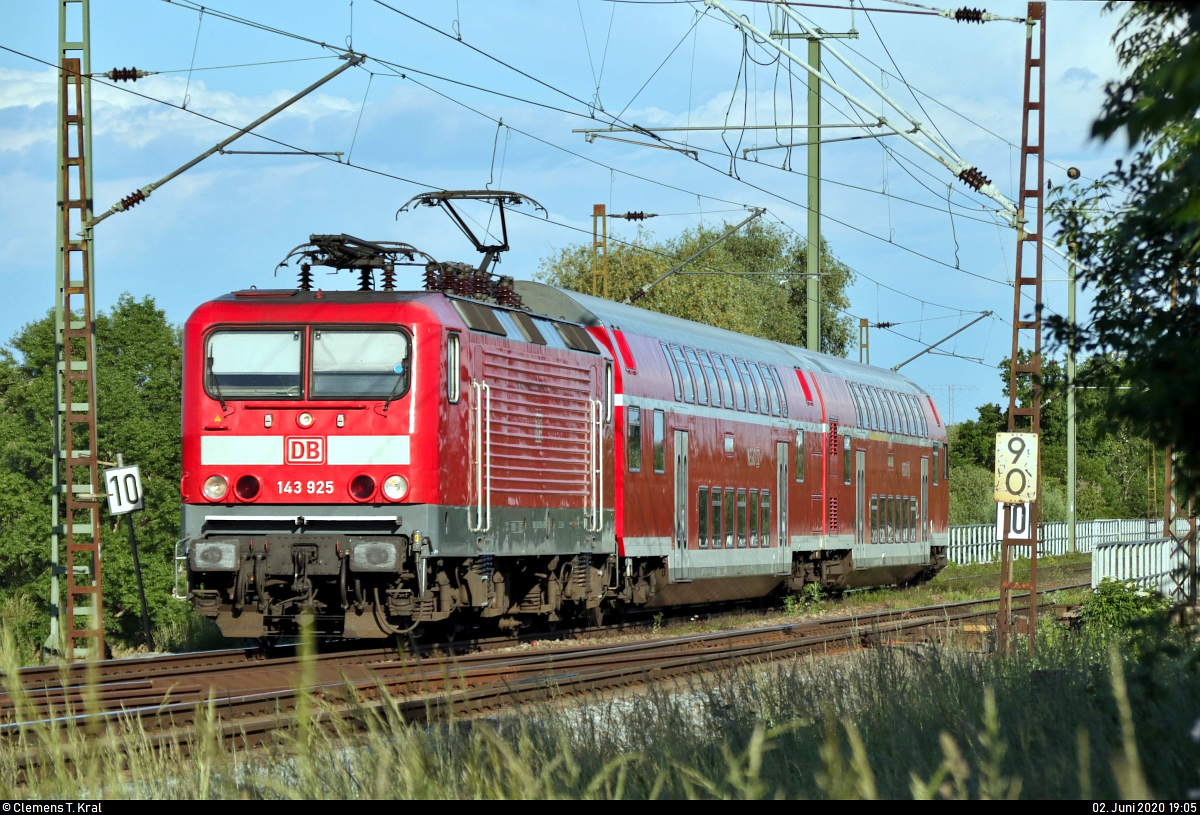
xmin=828 ymin=496 xmax=839 ymax=532
xmin=511 ymin=312 xmax=547 ymax=345
xmin=453 ymin=300 xmax=507 ymax=336
xmin=555 ymin=323 xmax=600 ymax=354
xmin=829 ymin=421 xmax=839 ymax=455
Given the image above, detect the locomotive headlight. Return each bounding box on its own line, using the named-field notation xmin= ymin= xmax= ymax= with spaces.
xmin=382 ymin=474 xmax=409 ymax=501
xmin=297 ymin=411 xmax=315 ymax=428
xmin=202 ymin=475 xmax=228 ymax=501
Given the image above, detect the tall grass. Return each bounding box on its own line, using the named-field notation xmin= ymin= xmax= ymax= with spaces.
xmin=0 ymin=618 xmax=1195 ymax=798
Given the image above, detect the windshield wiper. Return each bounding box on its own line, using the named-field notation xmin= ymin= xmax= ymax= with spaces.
xmin=207 ymin=355 xmax=227 ymax=411
xmin=382 ymin=368 xmax=406 ymax=413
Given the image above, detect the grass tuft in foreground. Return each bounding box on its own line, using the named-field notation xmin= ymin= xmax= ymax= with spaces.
xmin=0 ymin=587 xmax=1195 ymax=799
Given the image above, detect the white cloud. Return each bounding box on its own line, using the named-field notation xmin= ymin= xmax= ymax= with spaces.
xmin=0 ymin=66 xmax=361 ymax=152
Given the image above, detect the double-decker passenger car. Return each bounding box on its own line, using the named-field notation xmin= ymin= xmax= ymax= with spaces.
xmin=178 ymin=270 xmax=948 ymax=639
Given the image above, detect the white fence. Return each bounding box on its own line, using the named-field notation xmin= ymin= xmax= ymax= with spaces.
xmin=946 ymin=518 xmax=1185 ymax=565
xmin=1091 ymin=538 xmax=1191 ymax=602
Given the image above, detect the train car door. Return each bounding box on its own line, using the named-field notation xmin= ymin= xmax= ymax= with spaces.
xmin=671 ymin=430 xmax=689 ymax=578
xmin=920 ymin=457 xmax=930 ymax=541
xmin=855 ymin=449 xmax=866 ymax=546
xmin=776 ymin=441 xmax=790 ymax=573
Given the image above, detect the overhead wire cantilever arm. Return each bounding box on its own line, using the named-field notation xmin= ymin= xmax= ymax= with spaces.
xmin=85 ymin=52 xmax=367 ymax=229
xmin=890 ymin=310 xmax=992 ymax=370
xmin=703 ymin=0 xmax=1015 ymax=223
xmin=625 ymin=207 xmax=765 ymax=304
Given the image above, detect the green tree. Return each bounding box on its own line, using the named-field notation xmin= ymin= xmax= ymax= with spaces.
xmin=1048 ymin=2 xmax=1200 ymax=492
xmin=536 ymin=220 xmax=856 ymax=355
xmin=0 ymin=295 xmax=191 ymax=655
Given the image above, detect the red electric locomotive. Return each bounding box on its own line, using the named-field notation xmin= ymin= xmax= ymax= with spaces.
xmin=176 ymin=193 xmax=948 ymax=639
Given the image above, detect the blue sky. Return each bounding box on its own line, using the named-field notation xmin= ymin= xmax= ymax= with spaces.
xmin=0 ymin=0 xmax=1127 ymax=422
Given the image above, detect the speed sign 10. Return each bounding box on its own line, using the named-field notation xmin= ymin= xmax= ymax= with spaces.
xmin=994 ymin=432 xmax=1039 ymax=505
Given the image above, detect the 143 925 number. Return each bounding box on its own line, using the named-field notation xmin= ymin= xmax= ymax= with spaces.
xmin=278 ymin=480 xmax=334 ymax=495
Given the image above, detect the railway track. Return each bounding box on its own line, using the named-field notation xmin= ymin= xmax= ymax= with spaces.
xmin=0 ymin=580 xmax=1087 ymax=751
xmin=2 ymin=564 xmax=1091 ymax=725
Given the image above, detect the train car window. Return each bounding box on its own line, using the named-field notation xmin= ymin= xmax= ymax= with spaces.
xmin=901 ymin=497 xmax=910 ymax=542
xmin=206 ymin=330 xmax=303 ymax=399
xmin=888 ymin=391 xmax=904 ymax=435
xmin=757 ymin=363 xmax=781 ymax=416
xmin=943 ymin=443 xmax=949 ymax=481
xmin=604 ymin=362 xmax=613 ymax=421
xmin=870 ymin=496 xmax=879 ymax=543
xmin=748 ymin=490 xmax=759 ymax=547
xmin=932 ymin=445 xmax=940 ymax=486
xmin=879 ymin=389 xmax=895 ymax=434
xmin=554 ymin=323 xmax=601 ymax=354
xmin=769 ymin=367 xmax=789 ymax=417
xmin=684 ymin=347 xmax=708 ymax=405
xmin=534 ymin=318 xmax=570 ymax=350
xmin=699 ymin=352 xmax=723 ymax=408
xmin=653 ymin=410 xmax=666 ymax=473
xmin=748 ymin=364 xmax=771 ymax=415
xmin=916 ymin=395 xmax=929 ymax=437
xmin=795 ymin=431 xmax=806 ymax=482
xmin=510 ymin=311 xmax=547 ymax=345
xmin=311 ymin=330 xmax=410 ymax=400
xmin=713 ymin=355 xmax=736 ymax=410
xmin=447 ymin=333 xmax=461 ymax=403
xmin=910 ymin=497 xmax=918 ymax=540
xmin=660 ymin=342 xmax=683 ymax=401
xmin=711 ymin=487 xmax=723 ymax=548
xmin=724 ymin=355 xmax=748 ymax=411
xmin=866 ymin=387 xmax=883 ymax=432
xmin=760 ymin=491 xmax=771 ymax=548
xmin=734 ymin=359 xmax=759 ymax=413
xmin=669 ymin=345 xmax=696 ymax=403
xmin=850 ymin=384 xmax=866 ymax=429
xmin=878 ymin=391 xmax=897 ymax=436
xmin=901 ymin=394 xmax=918 ymax=437
xmin=888 ymin=496 xmax=897 ymax=543
xmin=724 ymin=488 xmax=736 ymax=548
xmin=736 ymin=489 xmax=748 ymax=548
xmin=698 ymin=486 xmax=709 ymax=548
xmin=627 ymin=406 xmax=642 ymax=472
xmin=900 ymin=393 xmax=915 ymax=436
xmin=843 ymin=435 xmax=852 ymax=485
xmin=453 ymin=300 xmax=506 ymax=336
xmin=866 ymin=387 xmax=881 ymax=431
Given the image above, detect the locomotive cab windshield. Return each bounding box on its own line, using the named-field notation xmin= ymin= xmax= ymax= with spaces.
xmin=206 ymin=329 xmax=302 ymax=398
xmin=204 ymin=326 xmax=411 ymax=402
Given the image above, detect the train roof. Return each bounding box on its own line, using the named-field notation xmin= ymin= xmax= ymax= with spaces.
xmin=511 ymin=281 xmax=931 ymax=397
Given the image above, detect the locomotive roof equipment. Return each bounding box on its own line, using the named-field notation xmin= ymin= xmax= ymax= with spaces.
xmin=397 ymin=189 xmax=547 ymax=276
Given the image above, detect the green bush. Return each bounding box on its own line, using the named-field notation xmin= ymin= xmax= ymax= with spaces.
xmin=1081 ymin=578 xmax=1172 ymax=632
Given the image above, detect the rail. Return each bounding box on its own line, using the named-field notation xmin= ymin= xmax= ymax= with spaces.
xmin=947 ymin=517 xmax=1189 ymax=565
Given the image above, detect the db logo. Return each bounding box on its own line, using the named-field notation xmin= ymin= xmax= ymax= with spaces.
xmin=286 ymin=437 xmax=325 ymax=464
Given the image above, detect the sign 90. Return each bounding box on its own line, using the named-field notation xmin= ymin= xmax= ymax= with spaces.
xmin=994 ymin=432 xmax=1038 ymax=505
